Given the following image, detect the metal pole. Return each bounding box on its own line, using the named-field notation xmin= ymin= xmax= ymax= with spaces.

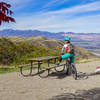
xmin=48 ymin=60 xmax=50 ymax=67
xmin=54 ymin=58 xmax=56 ymax=64
xmin=30 ymin=60 xmax=33 ymax=75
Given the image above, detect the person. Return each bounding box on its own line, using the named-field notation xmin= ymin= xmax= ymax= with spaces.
xmin=55 ymin=37 xmax=75 ymax=66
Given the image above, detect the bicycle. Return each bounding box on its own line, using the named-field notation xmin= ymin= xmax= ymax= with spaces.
xmin=65 ymin=58 xmax=77 ymax=80
xmin=55 ymin=57 xmax=77 ymax=80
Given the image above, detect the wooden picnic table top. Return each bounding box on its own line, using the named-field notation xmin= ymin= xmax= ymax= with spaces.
xmin=28 ymin=56 xmax=59 ymax=62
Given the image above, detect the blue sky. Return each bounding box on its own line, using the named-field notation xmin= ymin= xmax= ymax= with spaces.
xmin=1 ymin=0 xmax=100 ymax=33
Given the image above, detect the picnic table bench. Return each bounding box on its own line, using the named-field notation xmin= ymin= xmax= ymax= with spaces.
xmin=17 ymin=56 xmax=66 ymax=77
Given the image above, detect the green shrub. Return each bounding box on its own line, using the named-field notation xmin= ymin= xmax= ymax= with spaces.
xmin=0 ymin=38 xmax=59 ymax=65
xmin=0 ymin=38 xmax=16 ymax=64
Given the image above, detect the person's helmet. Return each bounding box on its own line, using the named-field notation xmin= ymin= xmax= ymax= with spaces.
xmin=64 ymin=37 xmax=71 ymax=42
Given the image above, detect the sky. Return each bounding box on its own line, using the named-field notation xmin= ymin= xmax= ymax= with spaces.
xmin=1 ymin=0 xmax=100 ymax=33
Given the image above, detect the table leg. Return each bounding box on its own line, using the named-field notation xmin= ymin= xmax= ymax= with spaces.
xmin=19 ymin=61 xmax=33 ymax=76
xmin=38 ymin=61 xmax=41 ymax=73
xmin=54 ymin=58 xmax=57 ymax=64
xmin=30 ymin=61 xmax=33 ymax=75
xmin=38 ymin=61 xmax=49 ymax=78
xmin=48 ymin=60 xmax=50 ymax=67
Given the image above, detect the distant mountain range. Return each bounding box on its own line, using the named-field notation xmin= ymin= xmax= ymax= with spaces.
xmin=0 ymin=29 xmax=100 ymax=39
xmin=0 ymin=29 xmax=64 ymax=39
xmin=0 ymin=29 xmax=100 ymax=51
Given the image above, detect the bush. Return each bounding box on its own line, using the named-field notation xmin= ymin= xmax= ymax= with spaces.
xmin=0 ymin=38 xmax=59 ymax=65
xmin=0 ymin=38 xmax=16 ymax=64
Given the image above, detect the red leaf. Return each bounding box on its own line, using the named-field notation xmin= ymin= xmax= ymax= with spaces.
xmin=0 ymin=1 xmax=15 ymax=25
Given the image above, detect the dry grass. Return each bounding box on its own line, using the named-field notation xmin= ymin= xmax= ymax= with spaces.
xmin=75 ymin=58 xmax=100 ymax=64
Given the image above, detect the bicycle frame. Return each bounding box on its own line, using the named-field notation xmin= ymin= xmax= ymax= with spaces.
xmin=65 ymin=58 xmax=77 ymax=80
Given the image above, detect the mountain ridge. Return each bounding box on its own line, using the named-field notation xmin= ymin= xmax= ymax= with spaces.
xmin=1 ymin=29 xmax=100 ymax=51
xmin=0 ymin=29 xmax=100 ymax=38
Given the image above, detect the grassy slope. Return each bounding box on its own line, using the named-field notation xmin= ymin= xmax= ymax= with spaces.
xmin=0 ymin=36 xmax=99 ymax=74
xmin=8 ymin=36 xmax=98 ymax=59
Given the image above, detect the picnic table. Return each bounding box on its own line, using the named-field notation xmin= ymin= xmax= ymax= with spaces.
xmin=18 ymin=56 xmax=66 ymax=77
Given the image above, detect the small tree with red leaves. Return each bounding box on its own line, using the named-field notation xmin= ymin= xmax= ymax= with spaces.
xmin=0 ymin=1 xmax=15 ymax=25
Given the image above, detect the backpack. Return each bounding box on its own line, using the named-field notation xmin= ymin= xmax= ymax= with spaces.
xmin=68 ymin=43 xmax=75 ymax=54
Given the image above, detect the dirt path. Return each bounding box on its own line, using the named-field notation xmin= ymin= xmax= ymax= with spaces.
xmin=0 ymin=61 xmax=100 ymax=100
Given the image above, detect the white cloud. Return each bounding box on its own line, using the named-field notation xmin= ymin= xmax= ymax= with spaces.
xmin=47 ymin=1 xmax=100 ymax=15
xmin=3 ymin=0 xmax=36 ymax=11
xmin=43 ymin=0 xmax=68 ymax=9
xmin=1 ymin=0 xmax=100 ymax=33
xmin=3 ymin=13 xmax=99 ymax=33
xmin=3 ymin=0 xmax=33 ymax=5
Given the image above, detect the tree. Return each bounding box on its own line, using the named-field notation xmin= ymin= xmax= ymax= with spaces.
xmin=0 ymin=1 xmax=15 ymax=25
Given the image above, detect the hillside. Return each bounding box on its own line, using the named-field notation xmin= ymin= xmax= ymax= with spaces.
xmin=0 ymin=29 xmax=100 ymax=51
xmin=7 ymin=36 xmax=97 ymax=60
xmin=7 ymin=36 xmax=63 ymax=50
xmin=0 ymin=37 xmax=60 ymax=65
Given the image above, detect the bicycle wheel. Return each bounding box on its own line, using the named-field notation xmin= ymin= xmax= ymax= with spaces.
xmin=72 ymin=64 xmax=77 ymax=80
xmin=65 ymin=62 xmax=72 ymax=75
xmin=54 ymin=64 xmax=65 ymax=72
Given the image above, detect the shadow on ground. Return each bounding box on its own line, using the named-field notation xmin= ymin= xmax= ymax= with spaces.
xmin=48 ymin=88 xmax=100 ymax=100
xmin=48 ymin=71 xmax=100 ymax=80
xmin=19 ymin=68 xmax=100 ymax=79
xmin=48 ymin=70 xmax=68 ymax=79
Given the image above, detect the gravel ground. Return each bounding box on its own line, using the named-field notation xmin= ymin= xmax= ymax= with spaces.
xmin=0 ymin=61 xmax=100 ymax=100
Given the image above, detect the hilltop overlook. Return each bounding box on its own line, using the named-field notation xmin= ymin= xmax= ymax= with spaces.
xmin=0 ymin=29 xmax=100 ymax=51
